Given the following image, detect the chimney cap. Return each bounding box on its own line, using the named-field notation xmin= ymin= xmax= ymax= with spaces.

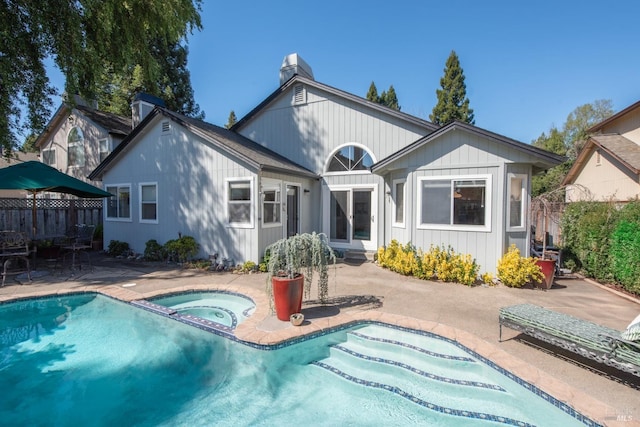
xmin=280 ymin=53 xmax=314 ymax=85
xmin=133 ymin=93 xmax=165 ymax=107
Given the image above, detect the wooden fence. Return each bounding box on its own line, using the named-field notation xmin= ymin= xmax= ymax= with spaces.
xmin=0 ymin=198 xmax=102 ymax=240
xmin=530 ymin=201 xmax=565 ymax=247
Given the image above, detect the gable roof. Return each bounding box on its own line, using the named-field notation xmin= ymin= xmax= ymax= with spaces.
xmin=588 ymin=100 xmax=640 ymax=133
xmin=34 ymin=103 xmax=131 ymax=149
xmin=232 ymin=75 xmax=439 ymax=133
xmin=74 ymin=105 xmax=132 ymax=137
xmin=371 ymin=120 xmax=566 ymax=174
xmin=89 ymin=107 xmax=317 ymax=180
xmin=562 ymin=134 xmax=640 ymax=185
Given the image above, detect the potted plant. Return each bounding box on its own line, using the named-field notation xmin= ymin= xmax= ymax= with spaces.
xmin=531 ymin=190 xmax=563 ymax=290
xmin=265 ymin=232 xmax=336 ymax=321
xmin=92 ymin=223 xmax=103 ymax=252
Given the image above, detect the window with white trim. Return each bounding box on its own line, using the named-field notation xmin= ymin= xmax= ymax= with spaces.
xmin=42 ymin=149 xmax=56 ymax=166
xmin=507 ymin=174 xmax=527 ymax=230
xmin=140 ymin=183 xmax=158 ymax=223
xmin=392 ymin=179 xmax=406 ymax=227
xmin=326 ymin=145 xmax=374 ymax=173
xmin=67 ymin=127 xmax=85 ymax=167
xmin=262 ymin=186 xmax=281 ymax=227
xmin=106 ymin=185 xmax=131 ymax=220
xmin=418 ymin=175 xmax=491 ymax=231
xmin=228 ymin=179 xmax=252 ymax=227
xmin=99 ymin=138 xmax=110 ymax=162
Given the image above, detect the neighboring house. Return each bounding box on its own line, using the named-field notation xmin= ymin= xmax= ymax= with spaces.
xmin=0 ymin=151 xmax=40 ymax=198
xmin=33 ymin=95 xmax=138 ymax=185
xmin=90 ymin=54 xmax=563 ymax=274
xmin=563 ymin=100 xmax=640 ymax=202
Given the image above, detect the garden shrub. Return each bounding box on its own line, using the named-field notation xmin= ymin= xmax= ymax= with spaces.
xmin=144 ymin=239 xmax=167 ymax=261
xmin=496 ymin=245 xmax=544 ymax=288
xmin=610 ymin=219 xmax=640 ymax=293
xmin=164 ymin=235 xmax=199 ymax=263
xmin=107 ymin=240 xmax=130 ymax=257
xmin=561 ymin=201 xmax=618 ymax=282
xmin=377 ymin=241 xmax=479 ymax=286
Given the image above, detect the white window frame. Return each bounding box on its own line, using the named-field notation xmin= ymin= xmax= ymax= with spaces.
xmin=42 ymin=148 xmax=56 ymax=167
xmin=323 ymin=143 xmax=376 ymax=176
xmin=99 ymin=138 xmax=110 ymax=162
xmin=261 ymin=182 xmax=282 ymax=229
xmin=392 ymin=179 xmax=406 ymax=228
xmin=507 ymin=173 xmax=527 ymax=231
xmin=105 ymin=184 xmax=132 ymax=222
xmin=139 ymin=182 xmax=158 ymax=224
xmin=67 ymin=126 xmax=85 ymax=168
xmin=226 ymin=177 xmax=254 ymax=228
xmin=417 ymin=174 xmax=492 ymax=232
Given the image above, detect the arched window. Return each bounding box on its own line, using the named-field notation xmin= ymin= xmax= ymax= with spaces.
xmin=326 ymin=144 xmax=374 ymax=173
xmin=67 ymin=127 xmax=85 ymax=167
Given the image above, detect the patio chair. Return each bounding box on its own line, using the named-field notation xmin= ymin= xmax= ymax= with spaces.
xmin=499 ymin=304 xmax=640 ymax=378
xmin=61 ymin=224 xmax=95 ymax=273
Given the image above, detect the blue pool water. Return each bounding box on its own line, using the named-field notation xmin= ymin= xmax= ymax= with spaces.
xmin=149 ymin=291 xmax=255 ymax=329
xmin=0 ymin=294 xmax=599 ymax=426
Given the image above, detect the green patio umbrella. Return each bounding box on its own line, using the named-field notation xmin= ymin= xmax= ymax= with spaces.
xmin=0 ymin=161 xmax=112 ymax=237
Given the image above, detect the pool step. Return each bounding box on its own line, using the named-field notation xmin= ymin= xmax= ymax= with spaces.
xmin=312 ymin=325 xmax=535 ymax=426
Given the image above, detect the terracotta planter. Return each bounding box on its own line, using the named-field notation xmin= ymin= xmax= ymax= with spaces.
xmin=272 ymin=274 xmax=304 ymax=321
xmin=535 ymin=259 xmax=556 ymax=290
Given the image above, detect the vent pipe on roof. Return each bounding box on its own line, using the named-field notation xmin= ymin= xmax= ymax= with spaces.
xmin=279 ymin=53 xmax=314 ymax=85
xmin=131 ymin=93 xmax=166 ymax=129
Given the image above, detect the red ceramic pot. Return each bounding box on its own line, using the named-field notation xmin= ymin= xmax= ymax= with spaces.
xmin=535 ymin=259 xmax=555 ymax=290
xmin=272 ymin=274 xmax=304 ymax=321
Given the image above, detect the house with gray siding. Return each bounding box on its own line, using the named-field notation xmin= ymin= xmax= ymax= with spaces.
xmin=90 ymin=54 xmax=564 ymax=275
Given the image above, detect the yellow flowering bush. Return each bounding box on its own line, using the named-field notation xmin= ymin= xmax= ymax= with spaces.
xmin=377 ymin=242 xmax=479 ymax=286
xmin=377 ymin=240 xmax=418 ymax=276
xmin=496 ymin=244 xmax=544 ymax=288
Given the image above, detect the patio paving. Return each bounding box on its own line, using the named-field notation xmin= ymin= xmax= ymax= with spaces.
xmin=1 ymin=253 xmax=639 ymax=426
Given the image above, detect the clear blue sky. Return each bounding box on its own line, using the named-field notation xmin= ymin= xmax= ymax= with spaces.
xmin=46 ymin=0 xmax=640 ymax=144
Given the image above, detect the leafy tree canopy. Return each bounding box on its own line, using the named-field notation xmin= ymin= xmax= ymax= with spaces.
xmin=1 ymin=0 xmax=202 ymax=155
xmin=430 ymin=50 xmax=474 ymax=125
xmin=531 ymin=99 xmax=614 ymax=198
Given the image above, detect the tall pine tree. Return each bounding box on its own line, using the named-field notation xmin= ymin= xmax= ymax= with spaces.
xmin=225 ymin=110 xmax=238 ymax=129
xmin=430 ymin=51 xmax=474 ymax=125
xmin=366 ymin=82 xmax=379 ymax=103
xmin=366 ymin=82 xmax=400 ymax=111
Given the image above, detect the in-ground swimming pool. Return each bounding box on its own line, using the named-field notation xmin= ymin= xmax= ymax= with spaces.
xmin=0 ymin=293 xmax=599 ymax=426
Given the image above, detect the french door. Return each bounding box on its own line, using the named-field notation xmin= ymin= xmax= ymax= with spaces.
xmin=326 ymin=186 xmax=376 ymax=250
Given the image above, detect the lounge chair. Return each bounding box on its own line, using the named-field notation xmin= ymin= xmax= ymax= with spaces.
xmin=499 ymin=304 xmax=640 ymax=378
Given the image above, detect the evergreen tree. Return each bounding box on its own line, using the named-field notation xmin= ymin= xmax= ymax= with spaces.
xmin=225 ymin=111 xmax=238 ymax=129
xmin=366 ymin=82 xmax=379 ymax=103
xmin=382 ymin=85 xmax=400 ymax=111
xmin=366 ymin=82 xmax=400 ymax=111
xmin=1 ymin=0 xmax=202 ymax=154
xmin=430 ymin=50 xmax=474 ymax=125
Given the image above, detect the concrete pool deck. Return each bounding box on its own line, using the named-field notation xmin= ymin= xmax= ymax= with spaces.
xmin=0 ymin=254 xmax=638 ymax=426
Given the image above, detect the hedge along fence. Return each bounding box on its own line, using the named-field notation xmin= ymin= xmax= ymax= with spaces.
xmin=561 ymin=200 xmax=640 ymax=295
xmin=377 ymin=240 xmax=480 ymax=286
